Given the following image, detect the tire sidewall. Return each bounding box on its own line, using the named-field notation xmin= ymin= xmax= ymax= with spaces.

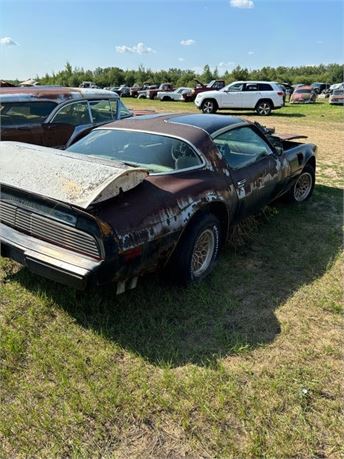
xmin=256 ymin=100 xmax=272 ymax=115
xmin=201 ymin=99 xmax=216 ymax=114
xmin=292 ymin=165 xmax=315 ymax=202
xmin=188 ymin=219 xmax=221 ymax=282
xmin=168 ymin=213 xmax=222 ymax=284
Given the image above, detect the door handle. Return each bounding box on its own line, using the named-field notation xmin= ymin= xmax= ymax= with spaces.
xmin=237 ymin=179 xmax=247 ymax=187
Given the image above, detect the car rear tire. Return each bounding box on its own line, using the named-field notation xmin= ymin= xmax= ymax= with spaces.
xmin=255 ymin=100 xmax=273 ymax=115
xmin=168 ymin=213 xmax=222 ymax=285
xmin=162 ymin=96 xmax=172 ymax=101
xmin=285 ymin=164 xmax=315 ymax=203
xmin=201 ymin=99 xmax=218 ymax=114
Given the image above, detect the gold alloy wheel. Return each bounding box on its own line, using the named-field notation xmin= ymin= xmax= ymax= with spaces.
xmin=294 ymin=172 xmax=313 ymax=201
xmin=191 ymin=228 xmax=216 ymax=277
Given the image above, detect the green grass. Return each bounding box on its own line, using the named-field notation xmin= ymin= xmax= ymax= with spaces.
xmin=126 ymin=97 xmax=344 ymax=123
xmin=0 ymin=106 xmax=343 ymax=457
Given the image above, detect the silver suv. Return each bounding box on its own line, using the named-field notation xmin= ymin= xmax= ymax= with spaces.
xmin=195 ymin=81 xmax=285 ymax=115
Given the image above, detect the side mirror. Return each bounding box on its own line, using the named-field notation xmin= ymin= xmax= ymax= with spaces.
xmin=275 ymin=146 xmax=283 ymax=156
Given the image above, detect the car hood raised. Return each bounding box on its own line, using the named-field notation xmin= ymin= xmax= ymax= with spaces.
xmin=0 ymin=142 xmax=148 ymax=209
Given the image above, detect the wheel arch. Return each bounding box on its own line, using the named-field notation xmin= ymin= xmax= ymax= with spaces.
xmin=305 ymin=155 xmax=316 ymax=172
xmin=202 ymin=98 xmax=219 ymax=109
xmin=164 ymin=200 xmax=230 ymax=268
xmin=255 ymin=98 xmax=274 ymax=109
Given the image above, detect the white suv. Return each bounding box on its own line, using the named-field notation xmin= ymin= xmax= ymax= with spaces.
xmin=194 ymin=81 xmax=284 ymax=115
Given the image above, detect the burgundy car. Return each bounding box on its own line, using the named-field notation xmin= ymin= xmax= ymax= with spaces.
xmin=0 ymin=114 xmax=316 ymax=292
xmin=138 ymin=83 xmax=174 ymax=100
xmin=183 ymin=79 xmax=226 ymax=102
xmin=0 ymin=86 xmax=143 ymax=149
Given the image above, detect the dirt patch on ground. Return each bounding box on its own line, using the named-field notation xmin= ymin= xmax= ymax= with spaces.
xmin=263 ymin=120 xmax=343 ymax=163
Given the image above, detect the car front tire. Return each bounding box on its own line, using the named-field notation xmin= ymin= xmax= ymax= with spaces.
xmin=201 ymin=99 xmax=218 ymax=114
xmin=167 ymin=213 xmax=222 ymax=285
xmin=285 ymin=164 xmax=315 ymax=203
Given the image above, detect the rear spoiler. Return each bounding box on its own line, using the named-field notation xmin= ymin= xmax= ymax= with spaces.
xmin=0 ymin=142 xmax=148 ymax=210
xmin=254 ymin=122 xmax=308 ymax=141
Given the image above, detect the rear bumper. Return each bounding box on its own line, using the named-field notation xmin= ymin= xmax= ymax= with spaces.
xmin=0 ymin=223 xmax=102 ymax=289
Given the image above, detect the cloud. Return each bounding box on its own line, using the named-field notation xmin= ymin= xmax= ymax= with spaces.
xmin=229 ymin=0 xmax=254 ymax=9
xmin=0 ymin=36 xmax=18 ymax=46
xmin=178 ymin=57 xmax=185 ymax=62
xmin=115 ymin=42 xmax=155 ymax=54
xmin=248 ymin=50 xmax=255 ymax=55
xmin=218 ymin=61 xmax=235 ymax=71
xmin=180 ymin=39 xmax=195 ymax=46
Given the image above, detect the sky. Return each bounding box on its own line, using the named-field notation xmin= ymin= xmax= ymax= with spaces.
xmin=0 ymin=0 xmax=343 ymax=80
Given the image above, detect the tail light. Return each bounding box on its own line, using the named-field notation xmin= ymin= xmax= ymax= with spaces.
xmin=277 ymin=91 xmax=284 ymax=96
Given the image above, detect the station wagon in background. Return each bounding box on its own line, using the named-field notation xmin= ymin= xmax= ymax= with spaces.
xmin=0 ymin=86 xmax=146 ymax=149
xmin=0 ymin=113 xmax=316 ymax=293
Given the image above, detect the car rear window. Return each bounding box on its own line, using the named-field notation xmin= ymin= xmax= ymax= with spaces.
xmin=294 ymin=89 xmax=312 ymax=94
xmin=67 ymin=129 xmax=203 ymax=174
xmin=0 ymin=101 xmax=57 ymax=126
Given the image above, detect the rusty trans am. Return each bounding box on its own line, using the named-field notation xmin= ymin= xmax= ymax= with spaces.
xmin=0 ymin=114 xmax=316 ymax=292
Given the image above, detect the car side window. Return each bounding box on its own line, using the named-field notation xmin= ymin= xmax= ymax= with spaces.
xmin=118 ymin=100 xmax=132 ymax=119
xmin=258 ymin=83 xmax=273 ymax=91
xmin=227 ymin=83 xmax=244 ymax=92
xmin=244 ymin=84 xmax=258 ymax=91
xmin=213 ymin=127 xmax=273 ymax=170
xmin=52 ymin=102 xmax=91 ymax=126
xmin=0 ymin=102 xmax=57 ymax=126
xmin=89 ymin=99 xmax=114 ymax=124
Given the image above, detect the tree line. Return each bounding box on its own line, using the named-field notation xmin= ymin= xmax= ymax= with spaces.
xmin=23 ymin=62 xmax=344 ymax=88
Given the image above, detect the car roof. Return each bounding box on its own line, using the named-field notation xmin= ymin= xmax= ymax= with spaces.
xmin=0 ymin=86 xmax=119 ymax=103
xmin=94 ymin=113 xmax=247 ymax=158
xmin=230 ymin=80 xmax=276 ymax=85
xmin=95 ymin=113 xmax=248 ymax=162
xmin=100 ymin=113 xmax=246 ymax=136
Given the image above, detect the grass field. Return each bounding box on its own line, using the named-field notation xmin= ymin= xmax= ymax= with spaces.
xmin=0 ymin=99 xmax=343 ymax=458
xmin=126 ymin=97 xmax=344 ymax=123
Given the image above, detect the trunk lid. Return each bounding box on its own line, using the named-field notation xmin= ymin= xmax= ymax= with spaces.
xmin=0 ymin=141 xmax=148 ymax=209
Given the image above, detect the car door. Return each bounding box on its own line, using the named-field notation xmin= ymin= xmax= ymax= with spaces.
xmin=0 ymin=101 xmax=57 ymax=146
xmin=43 ymin=101 xmax=92 ymax=148
xmin=220 ymin=83 xmax=245 ymax=108
xmin=212 ymin=125 xmax=281 ymax=218
xmin=241 ymin=83 xmax=260 ymax=108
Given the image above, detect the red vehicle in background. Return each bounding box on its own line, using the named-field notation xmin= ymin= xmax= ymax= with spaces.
xmin=183 ymin=79 xmax=226 ymax=102
xmin=290 ymin=86 xmax=317 ymax=104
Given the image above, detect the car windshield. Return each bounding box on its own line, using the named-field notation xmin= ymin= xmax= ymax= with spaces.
xmin=67 ymin=129 xmax=202 ymax=174
xmin=206 ymin=80 xmax=215 ymax=88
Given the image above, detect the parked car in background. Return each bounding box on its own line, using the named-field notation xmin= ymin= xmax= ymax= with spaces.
xmin=311 ymin=82 xmax=330 ymax=94
xmin=0 ymin=113 xmax=316 ymax=291
xmin=195 ymin=81 xmax=284 ymax=115
xmin=112 ymin=85 xmax=130 ymax=97
xmin=0 ymin=86 xmax=146 ymax=149
xmin=137 ymin=84 xmax=159 ymax=99
xmin=329 ymin=89 xmax=344 ymax=105
xmin=130 ymin=83 xmax=147 ymax=98
xmin=79 ymin=81 xmax=98 ymax=88
xmin=290 ymin=86 xmax=317 ymax=104
xmin=183 ymin=79 xmax=226 ymax=102
xmin=138 ymin=83 xmax=174 ymax=100
xmin=157 ymin=87 xmax=192 ymax=101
